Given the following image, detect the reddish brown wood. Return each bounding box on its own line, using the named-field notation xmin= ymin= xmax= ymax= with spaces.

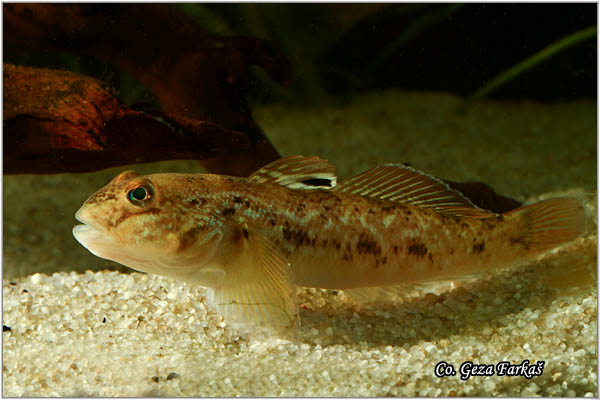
xmin=4 ymin=4 xmax=289 ymax=175
xmin=3 ymin=64 xmax=248 ymax=174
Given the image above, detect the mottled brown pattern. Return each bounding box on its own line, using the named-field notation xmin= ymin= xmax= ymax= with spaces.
xmin=342 ymin=242 xmax=353 ymax=262
xmin=187 ymin=198 xmax=205 ymax=206
xmin=355 ymin=232 xmax=382 ymax=256
xmin=407 ymin=238 xmax=428 ymax=257
xmin=222 ymin=207 xmax=236 ymax=217
xmin=331 ymin=239 xmax=341 ymax=250
xmin=178 ymin=227 xmax=201 ymax=251
xmin=111 ymin=207 xmax=162 ymax=227
xmin=510 ymin=235 xmax=530 ymax=250
xmin=282 ymin=222 xmax=313 ymax=247
xmin=473 ymin=241 xmax=485 ymax=254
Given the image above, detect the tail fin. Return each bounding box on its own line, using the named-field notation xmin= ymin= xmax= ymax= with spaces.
xmin=506 ymin=197 xmax=587 ymax=253
xmin=542 ymin=248 xmax=597 ymax=293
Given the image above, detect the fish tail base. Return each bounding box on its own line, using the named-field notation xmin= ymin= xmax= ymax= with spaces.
xmin=507 ymin=197 xmax=587 ymax=253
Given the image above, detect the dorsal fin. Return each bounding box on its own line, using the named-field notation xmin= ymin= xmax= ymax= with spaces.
xmin=249 ymin=155 xmax=337 ymax=190
xmin=333 ymin=164 xmax=495 ymax=218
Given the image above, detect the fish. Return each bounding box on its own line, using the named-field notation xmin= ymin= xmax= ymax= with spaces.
xmin=73 ymin=155 xmax=587 ymax=338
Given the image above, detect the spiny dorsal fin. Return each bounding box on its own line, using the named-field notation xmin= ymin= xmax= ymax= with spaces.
xmin=249 ymin=155 xmax=337 ymax=190
xmin=334 ymin=164 xmax=495 ymax=218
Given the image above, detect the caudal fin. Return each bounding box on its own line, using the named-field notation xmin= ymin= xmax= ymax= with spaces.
xmin=506 ymin=197 xmax=587 ymax=254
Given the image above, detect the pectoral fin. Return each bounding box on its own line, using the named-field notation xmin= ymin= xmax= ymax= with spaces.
xmin=206 ymin=221 xmax=299 ymax=339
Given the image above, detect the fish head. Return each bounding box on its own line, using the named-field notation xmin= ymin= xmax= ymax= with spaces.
xmin=73 ymin=170 xmax=223 ymax=283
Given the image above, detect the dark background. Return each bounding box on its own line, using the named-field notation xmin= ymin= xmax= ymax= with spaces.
xmin=5 ymin=3 xmax=596 ymax=106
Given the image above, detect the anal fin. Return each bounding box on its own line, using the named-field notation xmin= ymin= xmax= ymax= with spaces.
xmin=206 ymin=221 xmax=299 ymax=339
xmin=344 ymin=276 xmax=483 ymax=305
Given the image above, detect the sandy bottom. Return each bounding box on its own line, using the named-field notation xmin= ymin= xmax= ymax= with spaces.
xmin=3 ymin=90 xmax=597 ymax=396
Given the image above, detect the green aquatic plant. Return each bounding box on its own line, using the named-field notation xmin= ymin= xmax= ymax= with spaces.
xmin=460 ymin=25 xmax=596 ymax=112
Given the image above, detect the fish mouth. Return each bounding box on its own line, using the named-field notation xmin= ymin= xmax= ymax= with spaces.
xmin=72 ymin=207 xmax=107 ymax=248
xmin=74 ymin=208 xmax=97 ymax=231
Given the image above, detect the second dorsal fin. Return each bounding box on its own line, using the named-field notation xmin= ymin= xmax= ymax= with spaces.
xmin=333 ymin=164 xmax=495 ymax=218
xmin=249 ymin=155 xmax=337 ymax=190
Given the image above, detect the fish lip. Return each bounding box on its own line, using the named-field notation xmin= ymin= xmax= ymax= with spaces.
xmin=73 ymin=207 xmax=102 ymax=232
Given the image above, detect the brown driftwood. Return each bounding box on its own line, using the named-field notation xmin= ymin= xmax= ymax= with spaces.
xmin=3 ymin=64 xmax=249 ymax=174
xmin=4 ymin=4 xmax=290 ymax=176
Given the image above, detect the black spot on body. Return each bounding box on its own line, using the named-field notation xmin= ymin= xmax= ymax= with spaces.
xmin=222 ymin=207 xmax=236 ymax=217
xmin=188 ymin=198 xmax=205 ymax=206
xmin=473 ymin=241 xmax=485 ymax=254
xmin=282 ymin=227 xmax=313 ymax=247
xmin=356 ymin=233 xmax=382 ymax=256
xmin=407 ymin=238 xmax=428 ymax=257
xmin=510 ymin=235 xmax=530 ymax=250
xmin=483 ymin=219 xmax=496 ymax=230
xmin=242 ymin=228 xmax=249 ymax=239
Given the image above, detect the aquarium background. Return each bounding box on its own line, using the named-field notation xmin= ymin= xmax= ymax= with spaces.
xmin=4 ymin=4 xmax=596 ymax=106
xmin=2 ymin=3 xmax=597 ymax=397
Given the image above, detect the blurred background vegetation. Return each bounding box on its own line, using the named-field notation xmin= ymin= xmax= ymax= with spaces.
xmin=5 ymin=3 xmax=596 ymax=108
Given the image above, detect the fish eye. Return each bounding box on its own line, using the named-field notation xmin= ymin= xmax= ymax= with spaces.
xmin=127 ymin=185 xmax=153 ymax=206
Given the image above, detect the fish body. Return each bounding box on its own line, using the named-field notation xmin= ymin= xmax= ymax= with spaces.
xmin=73 ymin=156 xmax=586 ymax=337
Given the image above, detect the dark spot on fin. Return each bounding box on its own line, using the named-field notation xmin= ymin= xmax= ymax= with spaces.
xmin=301 ymin=178 xmax=333 ymax=187
xmin=248 ymin=155 xmax=337 ymax=190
